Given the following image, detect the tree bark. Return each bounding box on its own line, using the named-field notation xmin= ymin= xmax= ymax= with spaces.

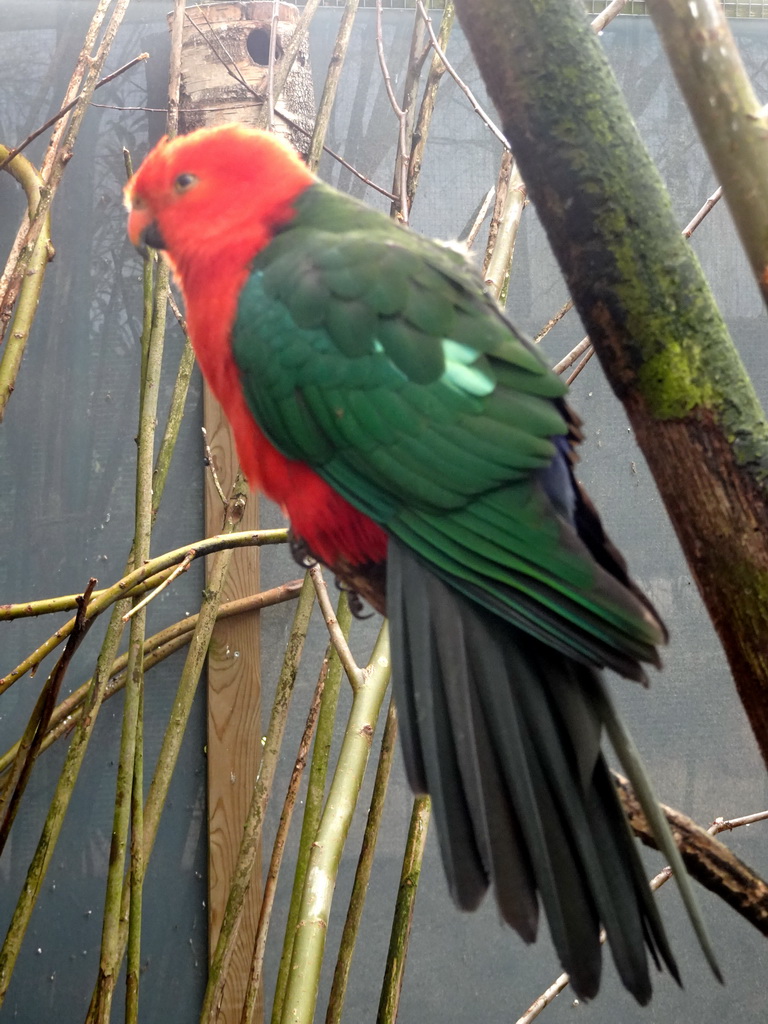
xmin=454 ymin=0 xmax=768 ymax=767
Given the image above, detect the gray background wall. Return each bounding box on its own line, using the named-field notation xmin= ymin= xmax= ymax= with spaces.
xmin=0 ymin=4 xmax=766 ymax=1022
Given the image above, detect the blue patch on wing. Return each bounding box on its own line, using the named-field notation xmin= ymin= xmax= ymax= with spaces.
xmin=538 ymin=435 xmax=576 ymax=523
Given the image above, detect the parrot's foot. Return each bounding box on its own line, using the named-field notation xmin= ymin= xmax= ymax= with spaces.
xmin=334 ymin=578 xmax=374 ymax=620
xmin=287 ymin=529 xmax=387 ymax=617
xmin=288 ymin=530 xmax=318 ymax=568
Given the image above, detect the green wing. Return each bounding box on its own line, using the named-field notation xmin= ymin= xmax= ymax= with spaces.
xmin=232 ymin=183 xmax=663 ymax=675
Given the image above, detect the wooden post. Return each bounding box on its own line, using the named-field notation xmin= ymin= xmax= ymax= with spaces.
xmin=175 ymin=4 xmax=315 ymax=1019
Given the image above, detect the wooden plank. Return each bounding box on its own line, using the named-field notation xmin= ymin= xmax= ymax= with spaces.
xmin=204 ymin=383 xmax=263 ymax=1023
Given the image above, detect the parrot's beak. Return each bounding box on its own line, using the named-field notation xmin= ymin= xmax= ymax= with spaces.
xmin=127 ymin=207 xmax=167 ymax=253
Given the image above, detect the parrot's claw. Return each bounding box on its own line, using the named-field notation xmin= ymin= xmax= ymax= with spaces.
xmin=333 ymin=578 xmax=373 ymax=620
xmin=288 ymin=531 xmax=318 ymax=569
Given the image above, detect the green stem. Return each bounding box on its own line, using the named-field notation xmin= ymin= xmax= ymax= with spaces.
xmin=271 ymin=593 xmax=351 ymax=1024
xmin=0 ymin=147 xmax=52 ymax=422
xmin=326 ymin=698 xmax=399 ymax=1024
xmin=85 ymin=481 xmax=249 ymax=1024
xmin=0 ymin=598 xmax=129 ymax=1007
xmin=0 ymin=582 xmax=302 ymax=777
xmin=241 ymin=635 xmax=330 ymax=1024
xmin=126 ymin=680 xmax=144 ymax=1024
xmin=200 ymin=572 xmax=316 ymax=1024
xmin=279 ymin=623 xmax=391 ymax=1024
xmin=0 ymin=529 xmax=288 ymax=695
xmin=94 ymin=252 xmax=169 ymax=1023
xmin=377 ymin=795 xmax=431 ymax=1024
xmin=152 ymin=335 xmax=196 ymax=518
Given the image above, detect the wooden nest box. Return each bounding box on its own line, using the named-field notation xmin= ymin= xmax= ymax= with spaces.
xmin=177 ymin=1 xmax=315 ymax=153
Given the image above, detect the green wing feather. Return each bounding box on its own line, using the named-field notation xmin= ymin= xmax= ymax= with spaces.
xmin=233 ymin=183 xmax=663 ymax=674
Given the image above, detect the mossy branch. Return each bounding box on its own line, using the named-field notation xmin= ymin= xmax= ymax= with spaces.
xmin=455 ymin=0 xmax=768 ymax=765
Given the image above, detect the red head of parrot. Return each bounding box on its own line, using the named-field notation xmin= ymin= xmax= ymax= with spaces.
xmin=125 ymin=125 xmax=387 ymax=568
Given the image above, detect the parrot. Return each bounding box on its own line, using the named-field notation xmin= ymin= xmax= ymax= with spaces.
xmin=125 ymin=123 xmax=718 ymax=1003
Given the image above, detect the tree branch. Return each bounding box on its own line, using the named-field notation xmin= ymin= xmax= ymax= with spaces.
xmin=454 ymin=0 xmax=768 ymax=767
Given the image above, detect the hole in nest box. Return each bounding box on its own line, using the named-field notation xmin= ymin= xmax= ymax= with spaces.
xmin=247 ymin=26 xmax=282 ymax=66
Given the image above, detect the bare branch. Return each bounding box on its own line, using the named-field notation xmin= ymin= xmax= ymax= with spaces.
xmin=309 ymin=565 xmax=365 ymax=691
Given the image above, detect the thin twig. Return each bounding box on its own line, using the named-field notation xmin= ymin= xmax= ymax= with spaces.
xmin=0 ymin=583 xmax=304 ymax=777
xmin=122 ymin=550 xmax=195 ymax=622
xmin=683 ymin=184 xmax=724 ymax=238
xmin=309 ymin=564 xmax=365 ymax=691
xmin=407 ymin=0 xmax=456 ymax=209
xmin=0 ymin=528 xmax=288 ymax=696
xmin=565 ymin=346 xmax=595 ymax=385
xmin=0 ymin=579 xmax=97 ymax=854
xmin=202 ymin=427 xmax=228 ymax=506
xmin=462 ymin=185 xmax=495 ymax=249
xmin=376 ymin=0 xmax=411 ymax=222
xmin=713 ymin=809 xmax=768 ymax=832
xmin=516 ymin=785 xmax=768 ymax=1023
xmin=0 ymin=54 xmax=149 ymax=173
xmin=415 ymin=0 xmax=508 ymax=150
xmin=277 ymin=105 xmax=398 ymax=199
xmin=534 ymin=298 xmax=575 ymax=345
xmin=390 ymin=8 xmax=429 ymax=222
xmin=552 ymin=335 xmax=590 ymax=376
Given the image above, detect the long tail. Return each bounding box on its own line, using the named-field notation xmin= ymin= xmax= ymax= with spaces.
xmin=387 ymin=539 xmax=719 ymax=1003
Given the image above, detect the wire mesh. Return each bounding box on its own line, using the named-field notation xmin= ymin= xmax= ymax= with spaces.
xmin=318 ymin=0 xmax=768 ymax=14
xmin=583 ymin=0 xmax=768 ymax=15
xmin=318 ymin=0 xmax=449 ymax=8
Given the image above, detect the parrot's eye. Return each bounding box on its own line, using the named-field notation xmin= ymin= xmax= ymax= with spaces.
xmin=174 ymin=172 xmax=198 ymax=193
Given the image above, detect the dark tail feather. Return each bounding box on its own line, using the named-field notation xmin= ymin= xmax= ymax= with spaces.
xmin=387 ymin=539 xmax=683 ymax=1003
